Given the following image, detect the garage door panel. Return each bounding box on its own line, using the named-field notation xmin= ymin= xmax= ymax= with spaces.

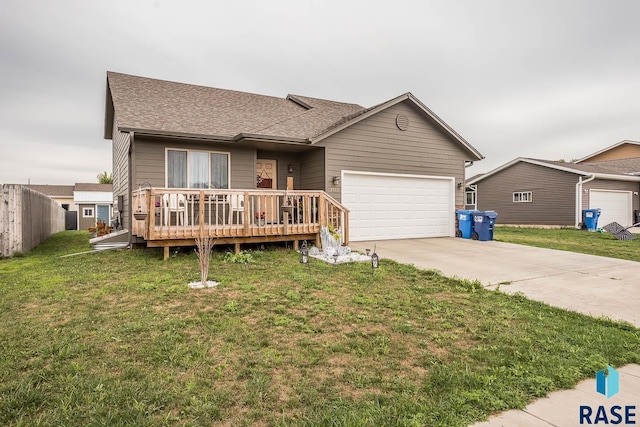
xmin=589 ymin=190 xmax=632 ymax=227
xmin=342 ymin=172 xmax=454 ymax=241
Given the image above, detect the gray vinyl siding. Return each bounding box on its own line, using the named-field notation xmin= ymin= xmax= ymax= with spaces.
xmin=78 ymin=204 xmax=96 ymax=231
xmin=111 ymin=119 xmax=130 ymax=229
xmin=315 ymin=100 xmax=470 ymax=205
xmin=299 ymin=148 xmax=325 ymax=191
xmin=132 ymin=137 xmax=256 ymax=189
xmin=476 ymin=162 xmax=578 ymax=225
xmin=583 ymin=179 xmax=640 ymax=211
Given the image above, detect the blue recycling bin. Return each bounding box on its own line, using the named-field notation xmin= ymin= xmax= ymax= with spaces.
xmin=583 ymin=208 xmax=601 ymax=231
xmin=456 ymin=209 xmax=479 ymax=239
xmin=472 ymin=211 xmax=498 ymax=241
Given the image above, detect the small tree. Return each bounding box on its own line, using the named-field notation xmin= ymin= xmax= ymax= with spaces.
xmin=195 ymin=237 xmax=215 ymax=286
xmin=97 ymin=171 xmax=113 ymax=184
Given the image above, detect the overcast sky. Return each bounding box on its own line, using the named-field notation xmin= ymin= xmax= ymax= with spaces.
xmin=1 ymin=0 xmax=639 ymax=185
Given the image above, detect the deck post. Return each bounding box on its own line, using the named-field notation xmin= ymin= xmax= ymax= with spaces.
xmin=234 ymin=243 xmax=240 ymax=254
xmin=199 ymin=190 xmax=205 ymax=238
xmin=293 ymin=240 xmax=299 ymax=251
xmin=163 ymin=246 xmax=170 ymax=261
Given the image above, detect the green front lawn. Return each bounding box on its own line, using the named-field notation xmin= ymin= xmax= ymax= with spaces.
xmin=494 ymin=227 xmax=640 ymax=262
xmin=1 ymin=231 xmax=638 ymax=426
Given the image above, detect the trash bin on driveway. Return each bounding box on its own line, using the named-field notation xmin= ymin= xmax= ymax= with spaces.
xmin=582 ymin=208 xmax=601 ymax=231
xmin=455 ymin=209 xmax=479 ymax=239
xmin=472 ymin=211 xmax=498 ymax=241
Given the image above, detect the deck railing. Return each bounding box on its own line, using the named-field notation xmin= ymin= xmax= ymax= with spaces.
xmin=131 ymin=188 xmax=349 ymax=244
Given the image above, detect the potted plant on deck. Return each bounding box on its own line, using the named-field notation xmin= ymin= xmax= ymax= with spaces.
xmin=255 ymin=211 xmax=266 ymax=226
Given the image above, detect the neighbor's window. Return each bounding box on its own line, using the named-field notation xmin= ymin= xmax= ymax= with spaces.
xmin=466 ymin=191 xmax=476 ymax=206
xmin=83 ymin=207 xmax=94 ymax=217
xmin=513 ymin=191 xmax=533 ymax=202
xmin=167 ymin=149 xmax=229 ymax=189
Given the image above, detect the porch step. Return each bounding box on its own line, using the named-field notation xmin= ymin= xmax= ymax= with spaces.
xmin=90 ymin=229 xmax=129 ymax=249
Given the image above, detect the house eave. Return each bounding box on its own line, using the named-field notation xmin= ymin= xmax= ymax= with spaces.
xmin=118 ymin=128 xmax=311 ymax=147
xmin=121 ymin=128 xmax=236 ymax=143
xmin=233 ymin=133 xmax=310 ymax=145
xmin=590 ymin=173 xmax=640 ymax=182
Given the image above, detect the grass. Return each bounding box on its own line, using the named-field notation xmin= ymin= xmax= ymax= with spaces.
xmin=0 ymin=231 xmax=638 ymax=426
xmin=494 ymin=227 xmax=640 ymax=262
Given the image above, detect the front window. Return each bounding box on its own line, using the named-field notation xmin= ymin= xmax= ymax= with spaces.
xmin=83 ymin=207 xmax=94 ymax=217
xmin=513 ymin=191 xmax=533 ymax=203
xmin=167 ymin=149 xmax=229 ymax=189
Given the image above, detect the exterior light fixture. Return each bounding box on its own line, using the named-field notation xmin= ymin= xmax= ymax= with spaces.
xmin=333 ymin=252 xmax=339 ymax=264
xmin=365 ymin=248 xmax=371 ymax=256
xmin=457 ymin=182 xmax=464 ymax=189
xmin=299 ymin=240 xmax=309 ymax=264
xmin=332 ymin=176 xmax=340 ymax=186
xmin=288 ymin=164 xmax=294 ymax=173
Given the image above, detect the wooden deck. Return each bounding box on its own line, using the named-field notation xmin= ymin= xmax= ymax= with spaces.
xmin=131 ymin=188 xmax=349 ymax=259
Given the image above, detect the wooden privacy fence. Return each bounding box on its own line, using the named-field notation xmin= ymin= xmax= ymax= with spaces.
xmin=0 ymin=185 xmax=66 ymax=257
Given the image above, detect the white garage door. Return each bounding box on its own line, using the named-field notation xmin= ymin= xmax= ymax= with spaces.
xmin=342 ymin=171 xmax=454 ymax=241
xmin=589 ymin=190 xmax=632 ymax=227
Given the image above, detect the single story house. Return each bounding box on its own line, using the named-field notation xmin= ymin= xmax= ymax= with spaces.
xmin=468 ymin=157 xmax=640 ymax=228
xmin=73 ymin=183 xmax=114 ymax=230
xmin=26 ymin=183 xmax=114 ymax=230
xmin=104 ymin=72 xmax=484 ymax=257
xmin=26 ymin=185 xmax=75 ymax=211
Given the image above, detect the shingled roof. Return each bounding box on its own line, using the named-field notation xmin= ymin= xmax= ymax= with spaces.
xmin=469 ymin=157 xmax=640 ymax=185
xmin=26 ymin=185 xmax=74 ymax=197
xmin=105 ymin=72 xmax=365 ymax=141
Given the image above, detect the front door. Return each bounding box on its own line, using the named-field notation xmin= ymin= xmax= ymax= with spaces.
xmin=256 ymin=159 xmax=277 ymax=189
xmin=256 ymin=159 xmax=278 ymax=223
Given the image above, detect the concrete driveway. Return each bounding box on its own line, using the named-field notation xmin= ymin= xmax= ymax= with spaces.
xmin=350 ymin=238 xmax=640 ymax=327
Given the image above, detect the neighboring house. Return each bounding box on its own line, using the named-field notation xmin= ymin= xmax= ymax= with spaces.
xmin=104 ymin=71 xmax=483 ymax=256
xmin=575 ymin=140 xmax=640 ymax=163
xmin=26 ymin=183 xmax=113 ymax=230
xmin=25 ymin=185 xmax=75 ymax=212
xmin=74 ymin=183 xmax=114 ymax=230
xmin=468 ymin=157 xmax=640 ymax=228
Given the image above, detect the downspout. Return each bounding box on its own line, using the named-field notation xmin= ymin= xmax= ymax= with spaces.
xmin=464 ymin=162 xmax=474 ymax=208
xmin=127 ymin=132 xmax=135 ymax=248
xmin=575 ymin=174 xmax=595 ymax=228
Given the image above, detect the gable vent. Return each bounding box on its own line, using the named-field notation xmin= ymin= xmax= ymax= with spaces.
xmin=396 ymin=114 xmax=409 ymax=131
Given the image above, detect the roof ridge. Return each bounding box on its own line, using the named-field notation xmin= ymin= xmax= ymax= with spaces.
xmin=107 ymin=71 xmax=289 ymax=103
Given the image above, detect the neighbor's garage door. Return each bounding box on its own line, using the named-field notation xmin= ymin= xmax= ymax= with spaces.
xmin=342 ymin=172 xmax=454 ymax=241
xmin=590 ymin=190 xmax=632 ymax=227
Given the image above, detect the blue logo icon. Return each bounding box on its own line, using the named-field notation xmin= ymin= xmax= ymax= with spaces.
xmin=596 ymin=365 xmax=619 ymax=398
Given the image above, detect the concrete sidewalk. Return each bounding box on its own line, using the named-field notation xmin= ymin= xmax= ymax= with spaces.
xmin=349 ymin=238 xmax=640 ymax=426
xmin=350 ymin=238 xmax=640 ymax=327
xmin=473 ymin=364 xmax=640 ymax=427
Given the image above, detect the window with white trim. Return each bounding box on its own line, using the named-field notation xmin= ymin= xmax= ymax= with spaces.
xmin=466 ymin=191 xmax=476 ymax=206
xmin=513 ymin=191 xmax=533 ymax=203
xmin=83 ymin=207 xmax=94 ymax=217
xmin=167 ymin=149 xmax=230 ymax=189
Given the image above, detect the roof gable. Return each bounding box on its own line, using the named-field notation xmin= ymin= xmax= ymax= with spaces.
xmin=575 ymin=140 xmax=640 ymax=163
xmin=469 ymin=157 xmax=640 ymax=185
xmin=310 ymin=93 xmax=484 ymax=161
